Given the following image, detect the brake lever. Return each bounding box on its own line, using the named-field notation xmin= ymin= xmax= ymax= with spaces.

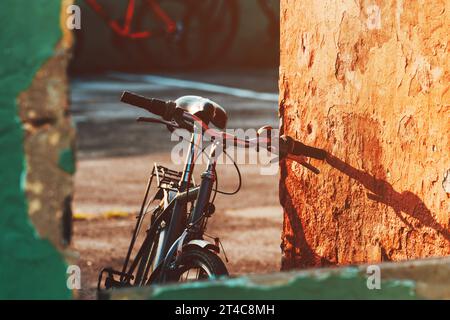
xmin=136 ymin=117 xmax=180 ymax=132
xmin=172 ymin=108 xmax=194 ymax=132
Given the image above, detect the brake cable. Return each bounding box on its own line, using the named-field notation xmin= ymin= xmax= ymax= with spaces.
xmin=171 ymin=130 xmax=243 ymax=200
xmin=213 ymin=149 xmax=242 ymax=195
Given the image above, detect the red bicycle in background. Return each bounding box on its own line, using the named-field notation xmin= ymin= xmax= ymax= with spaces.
xmin=81 ymin=0 xmax=239 ymax=68
xmin=85 ymin=0 xmax=178 ymax=39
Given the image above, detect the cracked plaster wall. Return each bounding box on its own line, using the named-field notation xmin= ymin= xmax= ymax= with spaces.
xmin=279 ymin=0 xmax=449 ymax=269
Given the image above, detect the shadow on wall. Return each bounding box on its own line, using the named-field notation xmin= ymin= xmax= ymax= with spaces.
xmin=70 ymin=0 xmax=279 ymax=73
xmin=280 ymin=152 xmax=449 ymax=270
xmin=279 ymin=167 xmax=335 ymax=269
xmin=325 ymin=155 xmax=450 ymax=242
xmin=280 ymin=111 xmax=449 ymax=270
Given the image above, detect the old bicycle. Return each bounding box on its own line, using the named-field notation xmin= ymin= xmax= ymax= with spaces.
xmin=97 ymin=91 xmax=326 ymax=291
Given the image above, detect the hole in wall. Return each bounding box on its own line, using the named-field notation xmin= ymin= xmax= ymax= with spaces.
xmin=68 ymin=0 xmax=281 ymax=299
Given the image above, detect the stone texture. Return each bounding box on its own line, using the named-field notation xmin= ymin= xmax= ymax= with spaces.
xmin=18 ymin=0 xmax=76 ymax=249
xmin=279 ymin=0 xmax=449 ymax=269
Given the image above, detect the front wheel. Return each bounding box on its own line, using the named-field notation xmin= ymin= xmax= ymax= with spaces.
xmin=171 ymin=247 xmax=228 ymax=282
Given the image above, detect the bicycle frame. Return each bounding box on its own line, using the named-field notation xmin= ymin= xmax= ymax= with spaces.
xmin=85 ymin=0 xmax=177 ymax=39
xmin=114 ymin=128 xmax=221 ymax=286
xmin=155 ymin=134 xmax=222 ymax=283
xmin=117 ymin=184 xmax=200 ymax=284
xmin=157 ymin=131 xmax=201 ymax=263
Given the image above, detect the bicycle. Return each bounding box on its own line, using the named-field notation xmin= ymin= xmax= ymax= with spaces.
xmin=97 ymin=91 xmax=327 ymax=292
xmin=78 ymin=0 xmax=239 ymax=69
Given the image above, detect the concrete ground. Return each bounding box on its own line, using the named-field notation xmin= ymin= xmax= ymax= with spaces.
xmin=71 ymin=68 xmax=282 ymax=299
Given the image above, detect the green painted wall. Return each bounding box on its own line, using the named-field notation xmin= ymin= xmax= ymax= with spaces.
xmin=59 ymin=148 xmax=77 ymax=175
xmin=148 ymin=269 xmax=417 ymax=300
xmin=0 ymin=0 xmax=71 ymax=299
xmin=107 ymin=257 xmax=450 ymax=300
xmin=107 ymin=267 xmax=417 ymax=300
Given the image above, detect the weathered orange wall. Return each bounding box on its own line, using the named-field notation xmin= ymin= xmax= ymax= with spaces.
xmin=279 ymin=0 xmax=449 ymax=270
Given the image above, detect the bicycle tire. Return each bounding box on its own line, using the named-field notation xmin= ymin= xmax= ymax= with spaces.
xmin=167 ymin=247 xmax=229 ymax=283
xmin=135 ymin=0 xmax=239 ymax=69
xmin=200 ymin=0 xmax=239 ymax=66
xmin=133 ymin=225 xmax=160 ymax=286
xmin=178 ymin=0 xmax=240 ymax=67
xmin=132 ymin=200 xmax=169 ymax=286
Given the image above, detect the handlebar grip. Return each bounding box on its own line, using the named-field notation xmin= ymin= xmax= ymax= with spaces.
xmin=291 ymin=141 xmax=327 ymax=160
xmin=121 ymin=91 xmax=173 ymax=120
xmin=281 ymin=135 xmax=327 ymax=160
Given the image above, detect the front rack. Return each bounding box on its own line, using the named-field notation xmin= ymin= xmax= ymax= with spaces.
xmin=152 ymin=164 xmax=194 ymax=191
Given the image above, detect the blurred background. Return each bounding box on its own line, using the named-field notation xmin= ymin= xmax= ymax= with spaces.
xmin=70 ymin=0 xmax=279 ymax=72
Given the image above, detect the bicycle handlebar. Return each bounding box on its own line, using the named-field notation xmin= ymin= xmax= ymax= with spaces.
xmin=121 ymin=91 xmax=327 ymax=163
xmin=280 ymin=135 xmax=327 ymax=160
xmin=121 ymin=91 xmax=175 ymax=121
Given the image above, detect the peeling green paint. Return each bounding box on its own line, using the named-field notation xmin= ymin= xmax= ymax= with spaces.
xmin=149 ymin=273 xmax=416 ymax=300
xmin=112 ymin=268 xmax=417 ymax=300
xmin=0 ymin=1 xmax=71 ymax=299
xmin=59 ymin=148 xmax=76 ymax=175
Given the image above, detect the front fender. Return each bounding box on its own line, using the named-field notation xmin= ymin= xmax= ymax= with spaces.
xmin=183 ymin=239 xmax=220 ymax=254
